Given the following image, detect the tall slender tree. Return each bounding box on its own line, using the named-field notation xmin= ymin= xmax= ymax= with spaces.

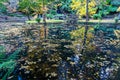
xmin=18 ymin=0 xmax=34 ymax=20
xmin=81 ymin=0 xmax=89 ymax=54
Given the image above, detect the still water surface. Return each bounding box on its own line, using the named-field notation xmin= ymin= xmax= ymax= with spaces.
xmin=0 ymin=23 xmax=120 ymax=80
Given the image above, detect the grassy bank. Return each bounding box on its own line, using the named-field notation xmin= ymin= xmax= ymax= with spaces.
xmin=26 ymin=19 xmax=120 ymax=24
xmin=26 ymin=20 xmax=64 ymax=24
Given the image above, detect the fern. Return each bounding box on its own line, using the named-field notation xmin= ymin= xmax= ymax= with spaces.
xmin=8 ymin=48 xmax=22 ymax=60
xmin=0 ymin=47 xmax=22 ymax=80
xmin=0 ymin=46 xmax=5 ymax=54
xmin=0 ymin=0 xmax=7 ymax=14
xmin=0 ymin=46 xmax=6 ymax=63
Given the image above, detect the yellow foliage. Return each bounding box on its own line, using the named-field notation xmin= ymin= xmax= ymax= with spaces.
xmin=40 ymin=26 xmax=48 ymax=39
xmin=117 ymin=6 xmax=120 ymax=12
xmin=114 ymin=30 xmax=120 ymax=38
xmin=70 ymin=26 xmax=95 ymax=53
xmin=71 ymin=0 xmax=97 ymax=18
xmin=70 ymin=26 xmax=94 ymax=40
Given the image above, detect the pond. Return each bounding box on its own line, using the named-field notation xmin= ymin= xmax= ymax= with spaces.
xmin=0 ymin=23 xmax=120 ymax=80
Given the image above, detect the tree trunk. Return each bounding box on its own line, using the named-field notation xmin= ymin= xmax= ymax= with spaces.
xmin=27 ymin=14 xmax=31 ymax=20
xmin=81 ymin=0 xmax=89 ymax=54
xmin=43 ymin=0 xmax=47 ymax=39
xmin=86 ymin=0 xmax=89 ymax=22
xmin=43 ymin=13 xmax=46 ymax=25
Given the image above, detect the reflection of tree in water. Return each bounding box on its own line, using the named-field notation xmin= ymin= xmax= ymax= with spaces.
xmin=22 ymin=24 xmax=49 ymax=42
xmin=17 ymin=25 xmax=76 ymax=79
xmin=17 ymin=24 xmax=119 ymax=80
xmin=40 ymin=26 xmax=48 ymax=39
xmin=0 ymin=24 xmax=119 ymax=80
xmin=69 ymin=26 xmax=119 ymax=80
xmin=17 ymin=39 xmax=74 ymax=80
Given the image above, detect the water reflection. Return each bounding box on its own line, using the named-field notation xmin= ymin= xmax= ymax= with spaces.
xmin=0 ymin=23 xmax=120 ymax=80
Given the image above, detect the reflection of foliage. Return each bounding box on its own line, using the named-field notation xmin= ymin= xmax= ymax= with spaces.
xmin=48 ymin=26 xmax=71 ymax=39
xmin=18 ymin=40 xmax=69 ymax=79
xmin=19 ymin=25 xmax=77 ymax=79
xmin=22 ymin=25 xmax=49 ymax=41
xmin=1 ymin=24 xmax=119 ymax=80
xmin=114 ymin=30 xmax=120 ymax=39
xmin=69 ymin=25 xmax=119 ymax=79
xmin=70 ymin=27 xmax=94 ymax=40
xmin=22 ymin=24 xmax=118 ymax=80
xmin=70 ymin=27 xmax=95 ymax=53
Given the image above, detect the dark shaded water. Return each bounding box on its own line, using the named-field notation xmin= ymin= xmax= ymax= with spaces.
xmin=0 ymin=23 xmax=120 ymax=80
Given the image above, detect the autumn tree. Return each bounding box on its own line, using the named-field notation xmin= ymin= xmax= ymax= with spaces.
xmin=71 ymin=0 xmax=97 ymax=18
xmin=18 ymin=0 xmax=34 ymax=20
xmin=39 ymin=0 xmax=55 ymax=24
xmin=19 ymin=0 xmax=55 ymax=22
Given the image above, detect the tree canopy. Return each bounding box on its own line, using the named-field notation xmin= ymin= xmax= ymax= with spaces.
xmin=71 ymin=0 xmax=97 ymax=18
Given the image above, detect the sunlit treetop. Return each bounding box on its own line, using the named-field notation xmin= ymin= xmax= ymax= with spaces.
xmin=117 ymin=6 xmax=120 ymax=12
xmin=71 ymin=0 xmax=97 ymax=18
xmin=18 ymin=0 xmax=55 ymax=15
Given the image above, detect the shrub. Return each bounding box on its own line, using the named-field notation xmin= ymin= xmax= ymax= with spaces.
xmin=92 ymin=14 xmax=102 ymax=19
xmin=114 ymin=17 xmax=119 ymax=23
xmin=36 ymin=18 xmax=41 ymax=23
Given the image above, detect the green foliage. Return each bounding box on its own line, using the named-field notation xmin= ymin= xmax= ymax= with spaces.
xmin=49 ymin=10 xmax=56 ymax=15
xmin=47 ymin=10 xmax=57 ymax=19
xmin=18 ymin=0 xmax=34 ymax=20
xmin=0 ymin=53 xmax=6 ymax=61
xmin=92 ymin=13 xmax=102 ymax=19
xmin=114 ymin=17 xmax=119 ymax=23
xmin=47 ymin=14 xmax=54 ymax=19
xmin=108 ymin=6 xmax=118 ymax=12
xmin=0 ymin=3 xmax=7 ymax=14
xmin=94 ymin=0 xmax=117 ymax=19
xmin=111 ymin=0 xmax=120 ymax=6
xmin=0 ymin=60 xmax=16 ymax=80
xmin=36 ymin=0 xmax=55 ymax=5
xmin=0 ymin=46 xmax=5 ymax=54
xmin=0 ymin=46 xmax=6 ymax=63
xmin=18 ymin=0 xmax=55 ymax=20
xmin=60 ymin=0 xmax=72 ymax=13
xmin=8 ymin=48 xmax=22 ymax=60
xmin=18 ymin=0 xmax=33 ymax=13
xmin=0 ymin=48 xmax=22 ymax=80
xmin=31 ymin=1 xmax=43 ymax=16
xmin=35 ymin=18 xmax=41 ymax=23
